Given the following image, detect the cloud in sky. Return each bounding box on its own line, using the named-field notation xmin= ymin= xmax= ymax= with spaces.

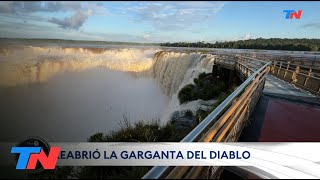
xmin=128 ymin=2 xmax=225 ymax=31
xmin=0 ymin=2 xmax=13 ymax=13
xmin=143 ymin=33 xmax=151 ymax=41
xmin=48 ymin=10 xmax=92 ymax=30
xmin=242 ymin=34 xmax=252 ymax=40
xmin=0 ymin=18 xmax=165 ymax=43
xmin=0 ymin=1 xmax=81 ymax=14
xmin=0 ymin=1 xmax=106 ymax=30
xmin=0 ymin=1 xmax=227 ymax=40
xmin=302 ymin=23 xmax=320 ymax=29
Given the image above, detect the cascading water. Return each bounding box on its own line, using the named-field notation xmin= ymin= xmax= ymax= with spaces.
xmin=152 ymin=51 xmax=217 ymax=123
xmin=0 ymin=46 xmax=218 ymax=141
xmin=0 ymin=46 xmax=157 ymax=87
xmin=153 ymin=51 xmax=216 ymax=96
xmin=0 ymin=46 xmax=217 ymax=97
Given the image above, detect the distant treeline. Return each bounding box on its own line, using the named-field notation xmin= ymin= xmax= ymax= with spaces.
xmin=161 ymin=38 xmax=320 ymax=51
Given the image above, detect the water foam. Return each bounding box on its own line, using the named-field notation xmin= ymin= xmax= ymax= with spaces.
xmin=0 ymin=46 xmax=217 ymax=123
xmin=0 ymin=46 xmax=158 ymax=87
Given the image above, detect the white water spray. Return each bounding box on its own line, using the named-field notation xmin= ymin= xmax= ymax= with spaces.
xmin=0 ymin=46 xmax=218 ymax=124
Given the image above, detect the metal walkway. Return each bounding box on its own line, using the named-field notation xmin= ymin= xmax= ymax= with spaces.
xmin=264 ymin=74 xmax=315 ymax=98
xmin=240 ymin=70 xmax=320 ymax=142
xmin=239 ymin=92 xmax=320 ymax=142
xmin=142 ymin=53 xmax=320 ymax=179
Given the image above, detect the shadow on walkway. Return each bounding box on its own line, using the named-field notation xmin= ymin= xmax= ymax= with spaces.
xmin=239 ymin=92 xmax=320 ymax=142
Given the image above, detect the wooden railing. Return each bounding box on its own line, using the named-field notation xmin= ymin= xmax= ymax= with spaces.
xmin=270 ymin=61 xmax=320 ymax=96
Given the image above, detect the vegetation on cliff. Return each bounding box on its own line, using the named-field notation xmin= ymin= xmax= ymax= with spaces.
xmin=178 ymin=72 xmax=227 ymax=104
xmin=177 ymin=72 xmax=240 ymax=123
xmin=30 ymin=115 xmax=198 ymax=179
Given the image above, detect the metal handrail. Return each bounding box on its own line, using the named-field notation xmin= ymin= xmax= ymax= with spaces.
xmin=270 ymin=61 xmax=320 ymax=95
xmin=273 ymin=60 xmax=320 ymax=69
xmin=142 ymin=57 xmax=271 ymax=179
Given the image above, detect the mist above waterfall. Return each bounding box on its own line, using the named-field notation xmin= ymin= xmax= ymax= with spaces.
xmin=0 ymin=67 xmax=170 ymax=142
xmin=0 ymin=45 xmax=216 ymax=141
xmin=0 ymin=46 xmax=158 ymax=87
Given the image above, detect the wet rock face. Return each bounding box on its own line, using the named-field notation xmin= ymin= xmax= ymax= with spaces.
xmin=173 ymin=117 xmax=195 ymax=130
xmin=170 ymin=98 xmax=216 ymax=132
xmin=170 ymin=111 xmax=196 ymax=132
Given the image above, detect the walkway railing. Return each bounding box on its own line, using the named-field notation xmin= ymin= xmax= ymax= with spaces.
xmin=142 ymin=56 xmax=271 ymax=179
xmin=240 ymin=53 xmax=320 ymax=68
xmin=214 ymin=54 xmax=236 ymax=70
xmin=270 ymin=61 xmax=320 ymax=96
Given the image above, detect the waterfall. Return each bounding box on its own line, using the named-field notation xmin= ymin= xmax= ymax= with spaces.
xmin=0 ymin=47 xmax=216 ymax=89
xmin=0 ymin=46 xmax=157 ymax=87
xmin=152 ymin=51 xmax=217 ymax=123
xmin=0 ymin=46 xmax=217 ymax=123
xmin=152 ymin=51 xmax=216 ymax=96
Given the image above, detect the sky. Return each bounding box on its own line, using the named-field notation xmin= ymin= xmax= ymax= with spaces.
xmin=0 ymin=1 xmax=319 ymax=43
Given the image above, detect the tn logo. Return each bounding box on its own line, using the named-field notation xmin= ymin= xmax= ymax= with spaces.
xmin=283 ymin=10 xmax=302 ymax=19
xmin=11 ymin=147 xmax=60 ymax=170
